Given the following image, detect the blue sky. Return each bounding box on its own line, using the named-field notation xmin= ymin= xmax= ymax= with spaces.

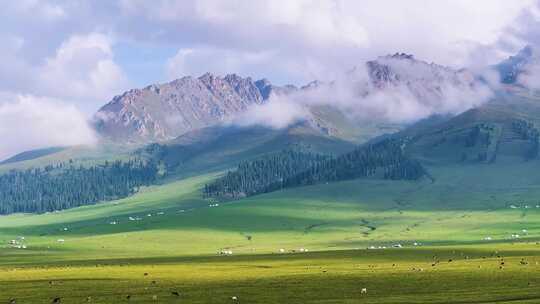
xmin=113 ymin=42 xmax=178 ymax=88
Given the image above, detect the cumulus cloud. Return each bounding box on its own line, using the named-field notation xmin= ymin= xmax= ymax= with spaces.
xmin=36 ymin=33 xmax=128 ymax=108
xmin=0 ymin=93 xmax=97 ymax=160
xmin=118 ymin=0 xmax=535 ymax=83
xmin=0 ymin=30 xmax=128 ymax=113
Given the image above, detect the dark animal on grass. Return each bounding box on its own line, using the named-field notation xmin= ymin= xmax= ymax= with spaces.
xmin=126 ymin=295 xmax=131 ymax=300
xmin=9 ymin=298 xmax=16 ymax=304
xmin=52 ymin=297 xmax=61 ymax=304
xmin=172 ymin=291 xmax=180 ymax=297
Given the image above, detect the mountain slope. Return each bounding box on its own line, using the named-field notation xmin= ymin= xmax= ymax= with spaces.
xmin=396 ymin=95 xmax=540 ymax=166
xmin=0 ymin=147 xmax=66 ymax=165
xmin=94 ymin=73 xmax=293 ymax=143
xmin=139 ymin=122 xmax=356 ymax=177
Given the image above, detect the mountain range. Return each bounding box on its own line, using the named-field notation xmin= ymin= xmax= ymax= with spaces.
xmin=3 ymin=46 xmax=540 ymax=212
xmin=92 ymin=51 xmax=496 ymax=145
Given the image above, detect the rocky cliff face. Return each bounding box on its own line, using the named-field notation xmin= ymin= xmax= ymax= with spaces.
xmin=93 ymin=73 xmax=292 ymax=142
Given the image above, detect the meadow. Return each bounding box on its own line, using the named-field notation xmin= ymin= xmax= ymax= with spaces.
xmin=2 ymin=162 xmax=540 ymax=303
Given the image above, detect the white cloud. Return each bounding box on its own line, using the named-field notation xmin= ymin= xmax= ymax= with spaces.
xmin=0 ymin=31 xmax=128 ymax=114
xmin=232 ymin=95 xmax=308 ymax=129
xmin=0 ymin=93 xmax=98 ymax=160
xmin=37 ymin=33 xmax=128 ymax=108
xmin=141 ymin=0 xmax=536 ymax=83
xmin=232 ymin=58 xmax=494 ymax=128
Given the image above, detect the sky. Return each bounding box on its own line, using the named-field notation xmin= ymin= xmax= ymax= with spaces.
xmin=1 ymin=0 xmax=540 ymax=159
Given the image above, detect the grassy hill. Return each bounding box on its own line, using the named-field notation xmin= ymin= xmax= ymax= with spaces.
xmin=3 ymin=160 xmax=540 ymax=302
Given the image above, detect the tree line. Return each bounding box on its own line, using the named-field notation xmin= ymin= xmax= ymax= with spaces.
xmin=204 ymin=138 xmax=426 ymax=199
xmin=0 ymin=160 xmax=160 ymax=214
xmin=512 ymin=119 xmax=539 ymax=160
xmin=203 ymin=150 xmax=330 ymax=198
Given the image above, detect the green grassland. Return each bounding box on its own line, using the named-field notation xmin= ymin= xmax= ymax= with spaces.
xmin=3 ymin=159 xmax=540 ymax=303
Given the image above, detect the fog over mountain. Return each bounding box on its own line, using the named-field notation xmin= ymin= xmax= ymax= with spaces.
xmin=237 ymin=53 xmax=493 ymax=129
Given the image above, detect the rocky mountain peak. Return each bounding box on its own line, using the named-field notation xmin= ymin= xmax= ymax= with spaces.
xmin=94 ymin=73 xmax=288 ymax=143
xmin=366 ymin=52 xmax=471 ymax=89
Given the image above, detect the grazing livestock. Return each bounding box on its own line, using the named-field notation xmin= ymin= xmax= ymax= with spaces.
xmin=232 ymin=296 xmax=238 ymax=301
xmin=361 ymin=288 xmax=367 ymax=294
xmin=219 ymin=249 xmax=233 ymax=255
xmin=126 ymin=295 xmax=131 ymax=300
xmin=9 ymin=298 xmax=16 ymax=304
xmin=52 ymin=297 xmax=61 ymax=303
xmin=172 ymin=291 xmax=180 ymax=297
